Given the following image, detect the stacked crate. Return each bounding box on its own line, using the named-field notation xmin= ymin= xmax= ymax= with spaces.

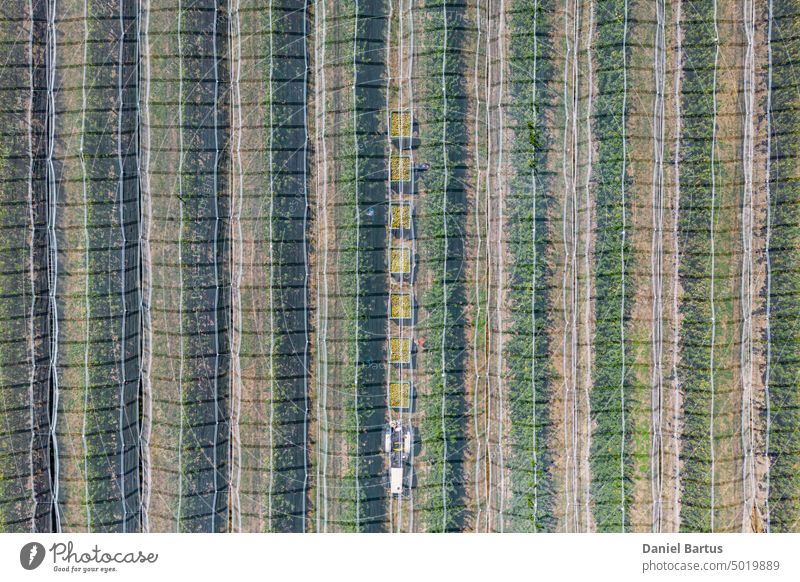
xmin=386 ymin=110 xmax=416 ymax=496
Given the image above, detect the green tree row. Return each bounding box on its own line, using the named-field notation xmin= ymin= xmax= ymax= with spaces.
xmin=590 ymin=0 xmax=634 ymax=532
xmin=504 ymin=0 xmax=559 ymax=532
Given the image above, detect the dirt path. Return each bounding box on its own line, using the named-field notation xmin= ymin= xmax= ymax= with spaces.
xmin=542 ymin=0 xmax=594 ymax=533
xmin=748 ymin=0 xmax=772 ymax=534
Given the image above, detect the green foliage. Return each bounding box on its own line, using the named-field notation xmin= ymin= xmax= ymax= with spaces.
xmin=676 ymin=0 xmax=725 ymax=532
xmin=415 ymin=0 xmax=471 ymax=532
xmin=589 ymin=0 xmax=634 ymax=532
xmin=328 ymin=0 xmax=381 ymax=531
xmin=173 ymin=4 xmax=230 ymax=532
xmin=63 ymin=13 xmax=142 ymax=532
xmin=504 ymin=0 xmax=558 ymax=532
xmin=766 ymin=0 xmax=800 ymax=533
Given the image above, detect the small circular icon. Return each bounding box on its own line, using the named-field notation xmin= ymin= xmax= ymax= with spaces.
xmin=20 ymin=542 xmax=46 ymax=570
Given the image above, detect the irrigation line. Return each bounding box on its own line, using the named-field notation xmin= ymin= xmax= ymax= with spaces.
xmin=176 ymin=0 xmax=185 ymax=532
xmin=27 ymin=0 xmax=37 ymax=532
xmin=267 ymin=0 xmax=275 ymax=531
xmin=117 ymin=0 xmax=128 ymax=532
xmin=571 ymin=0 xmax=582 ymax=531
xmin=302 ymin=0 xmax=311 ymax=533
xmin=313 ymin=0 xmax=330 ymax=532
xmin=323 ymin=1 xmax=333 ymax=528
xmin=671 ymin=0 xmax=683 ymax=531
xmin=484 ymin=0 xmax=493 ymax=532
xmin=140 ymin=0 xmax=154 ymax=532
xmin=80 ymin=0 xmax=91 ymax=530
xmin=560 ymin=0 xmax=572 ymax=532
xmin=440 ymin=0 xmax=450 ymax=532
xmin=561 ymin=0 xmax=582 ymax=532
xmin=226 ymin=0 xmax=234 ymax=531
xmin=134 ymin=0 xmax=144 ymax=530
xmin=583 ymin=0 xmax=594 ymax=532
xmin=46 ymin=0 xmax=62 ymax=532
xmin=495 ymin=0 xmax=507 ymax=533
xmin=483 ymin=0 xmax=493 ymax=531
xmin=530 ymin=0 xmax=540 ymax=533
xmin=740 ymin=0 xmax=756 ymax=530
xmin=313 ymin=0 xmax=322 ymax=532
xmin=651 ymin=0 xmax=667 ymax=533
xmin=670 ymin=0 xmax=683 ymax=532
xmin=709 ymin=0 xmax=720 ymax=533
xmin=765 ymin=0 xmax=774 ymax=533
xmin=211 ymin=0 xmax=221 ymax=532
xmin=352 ymin=0 xmax=362 ymax=529
xmin=229 ymin=0 xmax=244 ymax=533
xmin=620 ymin=0 xmax=629 ymax=532
xmin=570 ymin=0 xmax=579 ymax=530
xmin=472 ymin=0 xmax=483 ymax=531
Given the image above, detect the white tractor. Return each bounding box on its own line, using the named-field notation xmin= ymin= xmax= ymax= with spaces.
xmin=384 ymin=420 xmax=413 ymax=496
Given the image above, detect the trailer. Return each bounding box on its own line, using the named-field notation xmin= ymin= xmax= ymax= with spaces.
xmin=384 ymin=420 xmax=413 ymax=496
xmin=390 ymin=467 xmax=404 ymax=495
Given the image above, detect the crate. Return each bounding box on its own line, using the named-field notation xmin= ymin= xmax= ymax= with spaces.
xmin=390 ymin=293 xmax=412 ymax=319
xmin=390 ymin=203 xmax=412 ymax=229
xmin=389 ymin=338 xmax=412 ymax=364
xmin=390 ymin=155 xmax=412 ymax=182
xmin=389 ymin=110 xmax=412 ymax=138
xmin=390 ymin=248 xmax=411 ymax=274
xmin=389 ymin=381 xmax=412 ymax=409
